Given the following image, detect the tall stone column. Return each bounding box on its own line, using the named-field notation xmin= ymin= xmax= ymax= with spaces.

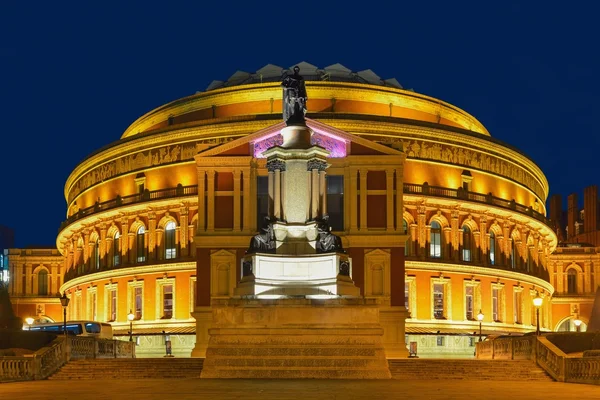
xmin=121 ymin=218 xmax=129 ymax=264
xmin=311 ymin=168 xmax=319 ymax=219
xmin=417 ymin=205 xmax=427 ymax=259
xmin=359 ymin=169 xmax=367 ymax=230
xmin=350 ymin=168 xmax=358 ymax=232
xmin=268 ymin=169 xmax=274 ymax=218
xmin=274 ymin=169 xmax=282 ymax=220
xmin=197 ymin=170 xmax=206 ymax=233
xmin=148 ymin=212 xmax=157 ymax=261
xmin=99 ymin=225 xmax=107 ymax=268
xmin=395 ymin=170 xmax=403 ymax=231
xmin=233 ymin=170 xmax=241 ymax=231
xmin=451 ymin=211 xmax=459 ymax=261
xmin=180 ymin=206 xmax=189 ymax=257
xmin=386 ymin=169 xmax=394 ymax=232
xmin=319 ymin=168 xmax=327 ymax=217
xmin=207 ymin=171 xmax=215 ymax=232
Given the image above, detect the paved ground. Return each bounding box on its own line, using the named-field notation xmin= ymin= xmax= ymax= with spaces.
xmin=1 ymin=378 xmax=600 ymax=400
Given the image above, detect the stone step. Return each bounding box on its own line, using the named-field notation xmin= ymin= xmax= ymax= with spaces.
xmin=206 ymin=347 xmax=381 ymax=357
xmin=204 ymin=357 xmax=385 ymax=368
xmin=200 ymin=367 xmax=392 ymax=379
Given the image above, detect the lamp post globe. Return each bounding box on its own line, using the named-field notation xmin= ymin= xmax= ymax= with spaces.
xmin=477 ymin=310 xmax=484 ymax=342
xmin=25 ymin=317 xmax=34 ymax=330
xmin=59 ymin=292 xmax=70 ymax=336
xmin=127 ymin=310 xmax=135 ymax=342
xmin=533 ymin=293 xmax=543 ymax=336
xmin=574 ymin=318 xmax=582 ymax=332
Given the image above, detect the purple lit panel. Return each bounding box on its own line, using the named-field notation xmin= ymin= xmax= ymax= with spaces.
xmin=253 ymin=132 xmax=346 ymax=158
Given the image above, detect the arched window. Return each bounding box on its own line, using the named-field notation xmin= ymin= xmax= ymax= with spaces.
xmin=489 ymin=231 xmax=497 ymax=265
xmin=527 ymin=246 xmax=533 ymax=272
xmin=567 ymin=269 xmax=577 ymax=294
xmin=38 ymin=270 xmax=48 ymax=295
xmin=462 ymin=226 xmax=472 ymax=262
xmin=93 ymin=238 xmax=100 ymax=270
xmin=430 ymin=221 xmax=442 ymax=258
xmin=510 ymin=240 xmax=517 ymax=269
xmin=165 ymin=221 xmax=176 ymax=260
xmin=136 ymin=226 xmax=146 ymax=263
xmin=113 ymin=232 xmax=120 ymax=267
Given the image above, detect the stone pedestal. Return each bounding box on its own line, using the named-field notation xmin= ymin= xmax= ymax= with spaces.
xmin=200 ymin=298 xmax=391 ymax=379
xmin=235 ymin=253 xmax=359 ymax=298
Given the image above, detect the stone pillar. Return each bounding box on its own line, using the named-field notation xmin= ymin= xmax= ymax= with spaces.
xmin=180 ymin=206 xmax=189 ymax=257
xmin=311 ymin=168 xmax=319 ymax=219
xmin=243 ymin=168 xmax=251 ymax=232
xmin=480 ymin=217 xmax=488 ymax=266
xmin=83 ymin=231 xmax=90 ymax=266
xmin=319 ymin=169 xmax=327 ymax=217
xmin=359 ymin=169 xmax=367 ymax=231
xmin=395 ymin=170 xmax=403 ymax=231
xmin=121 ymin=218 xmax=129 ymax=264
xmin=386 ymin=169 xmax=394 ymax=232
xmin=451 ymin=211 xmax=459 ymax=261
xmin=417 ymin=206 xmax=427 ymax=260
xmin=274 ymin=169 xmax=281 ymax=220
xmin=233 ymin=170 xmax=241 ymax=231
xmin=197 ymin=170 xmax=206 ymax=233
xmin=350 ymin=168 xmax=358 ymax=232
xmin=99 ymin=225 xmax=107 ymax=267
xmin=207 ymin=171 xmax=215 ymax=232
xmin=268 ymin=169 xmax=274 ymax=218
xmin=148 ymin=212 xmax=157 ymax=261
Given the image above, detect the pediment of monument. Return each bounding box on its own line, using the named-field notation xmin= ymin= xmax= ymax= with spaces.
xmin=195 ymin=118 xmax=403 ymax=159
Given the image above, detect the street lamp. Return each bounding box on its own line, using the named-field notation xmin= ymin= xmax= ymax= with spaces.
xmin=59 ymin=292 xmax=70 ymax=336
xmin=127 ymin=310 xmax=135 ymax=342
xmin=477 ymin=310 xmax=484 ymax=342
xmin=574 ymin=318 xmax=582 ymax=332
xmin=533 ymin=293 xmax=543 ymax=336
xmin=25 ymin=317 xmax=34 ymax=330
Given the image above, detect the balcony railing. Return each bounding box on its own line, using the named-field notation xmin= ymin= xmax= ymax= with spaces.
xmin=59 ymin=184 xmax=198 ymax=232
xmin=60 ymin=182 xmax=551 ymax=233
xmin=404 ymin=182 xmax=551 ymax=226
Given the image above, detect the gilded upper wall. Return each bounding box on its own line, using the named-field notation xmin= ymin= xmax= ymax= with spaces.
xmin=120 ymin=82 xmax=489 ymax=139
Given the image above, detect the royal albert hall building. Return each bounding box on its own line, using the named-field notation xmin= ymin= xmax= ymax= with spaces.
xmin=52 ymin=62 xmax=557 ymax=357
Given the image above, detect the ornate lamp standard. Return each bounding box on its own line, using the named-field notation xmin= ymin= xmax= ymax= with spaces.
xmin=127 ymin=310 xmax=135 ymax=342
xmin=533 ymin=293 xmax=543 ymax=336
xmin=574 ymin=318 xmax=582 ymax=332
xmin=25 ymin=317 xmax=34 ymax=331
xmin=59 ymin=292 xmax=70 ymax=336
xmin=477 ymin=310 xmax=484 ymax=342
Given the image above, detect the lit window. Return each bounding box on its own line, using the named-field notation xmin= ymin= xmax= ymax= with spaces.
xmin=113 ymin=232 xmax=120 ymax=267
xmin=38 ymin=270 xmax=48 ymax=295
xmin=433 ymin=283 xmax=445 ymax=319
xmin=567 ymin=269 xmax=577 ymax=294
xmin=165 ymin=221 xmax=176 ymax=259
xmin=327 ymin=175 xmax=344 ymax=231
xmin=489 ymin=232 xmax=496 ymax=265
xmin=510 ymin=240 xmax=517 ymax=269
xmin=513 ymin=291 xmax=522 ymax=324
xmin=163 ymin=284 xmax=173 ymax=319
xmin=465 ymin=286 xmax=474 ymax=320
xmin=462 ymin=226 xmax=472 ymax=262
xmin=110 ymin=289 xmax=117 ymax=321
xmin=430 ymin=221 xmax=442 ymax=258
xmin=136 ymin=226 xmax=146 ymax=263
xmin=90 ymin=291 xmax=97 ymax=321
xmin=436 ymin=336 xmax=445 ymax=346
xmin=135 ymin=287 xmax=143 ymax=320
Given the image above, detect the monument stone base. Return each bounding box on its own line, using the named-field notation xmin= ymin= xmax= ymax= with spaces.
xmin=200 ymin=298 xmax=391 ymax=379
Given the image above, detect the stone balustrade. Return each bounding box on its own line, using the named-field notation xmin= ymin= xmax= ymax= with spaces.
xmin=0 ymin=336 xmax=135 ymax=382
xmin=477 ymin=334 xmax=600 ymax=385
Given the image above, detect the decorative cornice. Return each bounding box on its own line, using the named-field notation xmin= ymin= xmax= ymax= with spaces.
xmin=59 ymin=262 xmax=196 ymax=293
xmin=405 ymin=261 xmax=554 ymax=295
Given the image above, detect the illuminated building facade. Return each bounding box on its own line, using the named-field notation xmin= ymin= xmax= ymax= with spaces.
xmin=7 ymin=62 xmax=593 ymax=357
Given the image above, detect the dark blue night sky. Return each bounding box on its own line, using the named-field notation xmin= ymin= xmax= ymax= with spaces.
xmin=1 ymin=2 xmax=598 ymax=247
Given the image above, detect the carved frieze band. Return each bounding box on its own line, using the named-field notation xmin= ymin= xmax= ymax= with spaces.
xmin=68 ymin=137 xmax=235 ymax=204
xmin=365 ymin=136 xmax=545 ymax=200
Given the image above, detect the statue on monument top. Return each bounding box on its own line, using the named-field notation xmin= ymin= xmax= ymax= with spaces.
xmin=281 ymin=66 xmax=307 ymax=126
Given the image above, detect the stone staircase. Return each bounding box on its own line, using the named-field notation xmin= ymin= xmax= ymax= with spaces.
xmin=47 ymin=358 xmax=554 ymax=381
xmin=48 ymin=358 xmax=204 ymax=380
xmin=389 ymin=359 xmax=553 ymax=381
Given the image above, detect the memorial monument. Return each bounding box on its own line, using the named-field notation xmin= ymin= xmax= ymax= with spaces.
xmin=199 ymin=66 xmax=392 ymax=379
